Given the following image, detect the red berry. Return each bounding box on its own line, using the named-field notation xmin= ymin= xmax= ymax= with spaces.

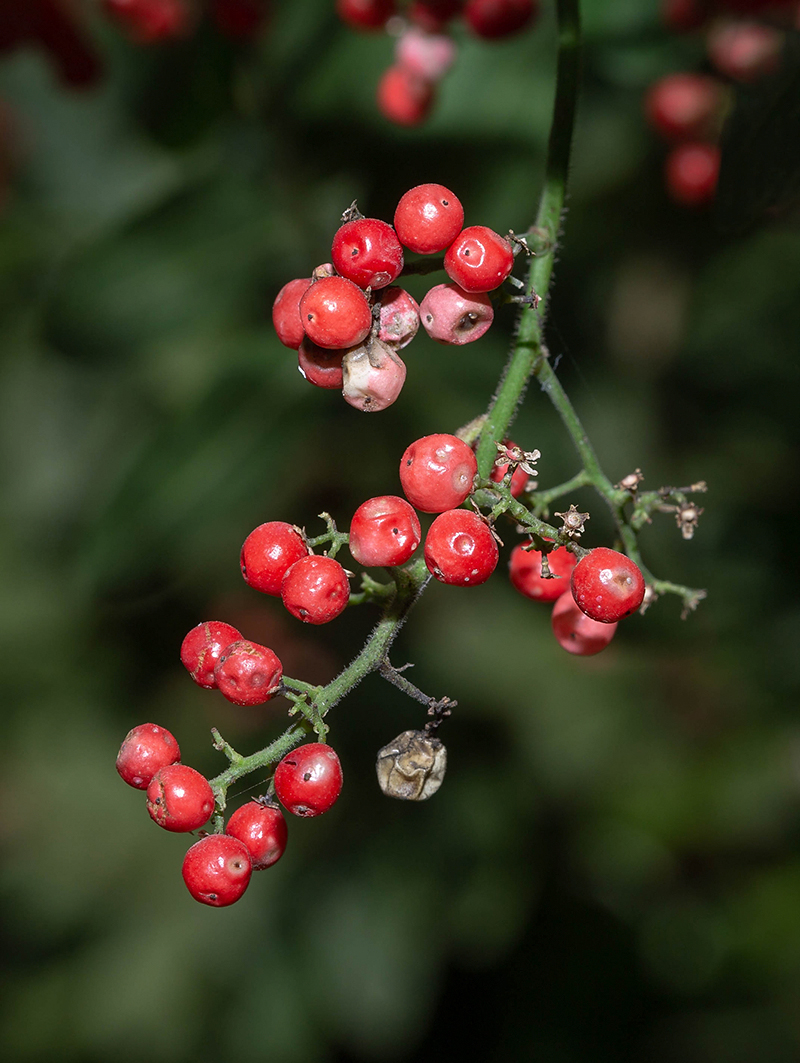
xmin=298 ymin=338 xmax=346 ymax=389
xmin=644 ymin=73 xmax=724 ymax=141
xmin=424 ymin=509 xmax=499 ymax=585
xmin=281 ymin=555 xmax=351 ymax=624
xmin=214 ymin=640 xmax=283 ymax=706
xmin=240 ymin=521 xmax=308 ymax=595
xmin=463 ymin=0 xmax=537 ymax=40
xmin=408 ymin=0 xmax=463 ymax=32
xmin=210 ymin=0 xmax=267 ymax=38
xmin=226 ymin=800 xmax=288 ymax=869
xmin=444 ymin=225 xmax=515 ymax=293
xmin=342 ymin=339 xmax=407 ymax=413
xmin=661 ymin=0 xmax=707 ymax=33
xmin=394 ymin=183 xmax=465 ymax=255
xmin=182 ymin=834 xmax=252 ymax=906
xmin=551 ymin=591 xmax=617 ymax=656
xmin=396 ymin=28 xmax=457 ymax=83
xmin=419 ymin=282 xmax=494 ymax=344
xmin=273 ymin=742 xmax=343 ymax=817
xmin=509 ymin=542 xmax=576 ymax=602
xmin=116 ymin=723 xmax=181 ymax=789
xmin=299 ymin=276 xmax=372 ymax=349
xmin=488 ymin=438 xmax=529 ymax=497
xmin=665 ymin=142 xmax=720 ymax=206
xmin=707 ymin=20 xmax=782 ymax=82
xmin=331 ymin=217 xmax=404 ymax=291
xmin=336 ymin=0 xmax=396 ymax=30
xmin=180 ymin=620 xmax=242 ymax=689
xmin=377 ymin=65 xmax=435 ymax=126
xmin=349 ymin=495 xmax=422 ymax=567
xmin=570 ymin=546 xmax=645 ymax=623
xmin=272 ymin=277 xmax=310 ymax=350
xmin=146 ymin=764 xmax=215 ymax=832
xmin=399 ymin=433 xmax=478 ymax=513
xmin=377 ymin=287 xmax=420 ymax=349
xmin=103 ymin=0 xmax=190 ymax=43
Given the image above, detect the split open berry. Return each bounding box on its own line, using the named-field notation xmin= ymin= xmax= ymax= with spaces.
xmin=463 ymin=0 xmax=537 ymax=40
xmin=342 ymin=339 xmax=407 ymax=412
xmin=645 ymin=73 xmax=723 ymax=142
xmin=281 ymin=555 xmax=351 ymax=624
xmin=377 ymin=65 xmax=435 ymax=126
xmin=182 ymin=834 xmax=252 ymax=907
xmin=570 ymin=546 xmax=645 ymax=623
xmin=300 ymin=276 xmax=372 ymax=349
xmin=181 ymin=620 xmax=242 ymax=689
xmin=240 ymin=521 xmax=308 ymax=596
xmin=377 ymin=287 xmax=420 ymax=349
xmin=331 ymin=217 xmax=404 ymax=291
xmin=226 ymin=800 xmax=288 ymax=869
xmin=336 ymin=0 xmax=396 ymax=30
xmin=419 ymin=283 xmax=494 ymax=345
xmin=509 ymin=542 xmax=576 ymax=602
xmin=444 ymin=225 xmax=515 ymax=292
xmin=665 ymin=142 xmax=720 ymax=206
xmin=272 ymin=277 xmax=310 ymax=349
xmin=273 ymin=742 xmax=343 ymax=817
xmin=394 ymin=184 xmax=465 ymax=255
xmin=424 ymin=509 xmax=499 ymax=585
xmin=551 ymin=590 xmax=617 ymax=656
xmin=146 ymin=764 xmax=215 ymax=832
xmin=349 ymin=495 xmax=422 ymax=567
xmin=399 ymin=433 xmax=478 ymax=513
xmin=116 ymin=723 xmax=181 ymax=789
xmin=298 ymin=338 xmax=346 ymax=389
xmin=214 ymin=640 xmax=283 ymax=706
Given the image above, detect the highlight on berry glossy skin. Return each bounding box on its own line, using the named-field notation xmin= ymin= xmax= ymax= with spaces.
xmin=116 ymin=723 xmax=180 ymax=789
xmin=399 ymin=433 xmax=478 ymax=513
xmin=299 ymin=276 xmax=372 ymax=349
xmin=240 ymin=521 xmax=309 ymax=596
xmin=393 ymin=183 xmax=464 ymax=255
xmin=349 ymin=495 xmax=422 ymax=567
xmin=180 ymin=620 xmax=242 ymax=689
xmin=509 ymin=542 xmax=576 ymax=602
xmin=146 ymin=764 xmax=215 ymax=832
xmin=424 ymin=509 xmax=499 ymax=586
xmin=281 ymin=555 xmax=351 ymax=624
xmin=213 ymin=640 xmax=283 ymax=706
xmin=551 ymin=591 xmax=618 ymax=656
xmin=332 ymin=217 xmax=404 ymax=290
xmin=419 ymin=283 xmax=494 ymax=345
xmin=226 ymin=800 xmax=288 ymax=870
xmin=444 ymin=225 xmax=515 ymax=293
xmin=182 ymin=834 xmax=252 ymax=907
xmin=570 ymin=546 xmax=645 ymax=624
xmin=273 ymin=742 xmax=343 ymax=817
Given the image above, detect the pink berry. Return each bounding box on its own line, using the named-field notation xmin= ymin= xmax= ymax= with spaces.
xmin=116 ymin=723 xmax=180 ymax=789
xmin=331 ymin=217 xmax=404 ymax=291
xmin=394 ymin=183 xmax=465 ymax=255
xmin=424 ymin=509 xmax=498 ymax=585
xmin=488 ymin=438 xmax=529 ymax=497
xmin=419 ymin=282 xmax=494 ymax=344
xmin=299 ymin=276 xmax=372 ymax=349
xmin=444 ymin=225 xmax=515 ymax=293
xmin=396 ymin=27 xmax=457 ymax=82
xmin=342 ymin=339 xmax=407 ymax=413
xmin=298 ymin=338 xmax=346 ymax=389
xmin=377 ymin=65 xmax=435 ymax=126
xmin=570 ymin=546 xmax=645 ymax=623
xmin=665 ymin=142 xmax=720 ymax=206
xmin=226 ymin=800 xmax=288 ymax=869
xmin=349 ymin=495 xmax=422 ymax=567
xmin=707 ymin=20 xmax=782 ymax=82
xmin=377 ymin=287 xmax=420 ymax=349
xmin=336 ymin=0 xmax=396 ymax=30
xmin=214 ymin=640 xmax=283 ymax=706
xmin=272 ymin=277 xmax=310 ymax=349
xmin=509 ymin=542 xmax=576 ymax=602
xmin=399 ymin=433 xmax=477 ymax=513
xmin=273 ymin=742 xmax=343 ymax=817
xmin=463 ymin=0 xmax=537 ymax=40
xmin=551 ymin=591 xmax=617 ymax=656
xmin=240 ymin=521 xmax=308 ymax=596
xmin=644 ymin=73 xmax=724 ymax=141
xmin=281 ymin=555 xmax=351 ymax=624
xmin=146 ymin=764 xmax=215 ymax=832
xmin=182 ymin=834 xmax=252 ymax=906
xmin=180 ymin=620 xmax=242 ymax=689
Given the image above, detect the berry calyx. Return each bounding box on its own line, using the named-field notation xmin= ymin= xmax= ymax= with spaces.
xmin=509 ymin=542 xmax=576 ymax=602
xmin=180 ymin=620 xmax=242 ymax=689
xmin=349 ymin=495 xmax=422 ymax=567
xmin=146 ymin=764 xmax=215 ymax=832
xmin=182 ymin=834 xmax=252 ymax=906
xmin=342 ymin=339 xmax=407 ymax=413
xmin=331 ymin=217 xmax=404 ymax=290
xmin=665 ymin=142 xmax=720 ymax=206
xmin=424 ymin=509 xmax=499 ymax=585
xmin=444 ymin=225 xmax=515 ymax=292
xmin=570 ymin=546 xmax=645 ymax=623
xmin=214 ymin=640 xmax=283 ymax=706
xmin=394 ymin=183 xmax=464 ymax=254
xmin=281 ymin=555 xmax=351 ymax=624
xmin=273 ymin=742 xmax=343 ymax=817
xmin=299 ymin=276 xmax=372 ymax=349
xmin=399 ymin=433 xmax=478 ymax=513
xmin=272 ymin=277 xmax=310 ymax=350
xmin=489 ymin=438 xmax=530 ymax=497
xmin=116 ymin=723 xmax=181 ymax=789
xmin=240 ymin=521 xmax=309 ymax=596
xmin=551 ymin=590 xmax=617 ymax=656
xmin=226 ymin=800 xmax=288 ymax=869
xmin=419 ymin=283 xmax=494 ymax=344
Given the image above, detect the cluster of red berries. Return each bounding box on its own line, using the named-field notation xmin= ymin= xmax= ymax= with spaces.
xmin=273 ymin=185 xmax=520 ymax=412
xmin=117 ymin=723 xmax=343 ymax=905
xmin=337 ymin=0 xmax=539 ymax=126
xmin=650 ymin=0 xmax=795 ymax=206
xmin=102 ymin=0 xmax=268 ymax=44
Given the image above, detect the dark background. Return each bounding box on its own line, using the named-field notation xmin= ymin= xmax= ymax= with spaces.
xmin=1 ymin=2 xmax=799 ymax=1060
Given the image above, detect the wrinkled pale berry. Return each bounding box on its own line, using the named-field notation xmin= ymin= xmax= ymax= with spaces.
xmin=377 ymin=287 xmax=420 ymax=349
xmin=419 ymin=282 xmax=494 ymax=345
xmin=342 ymin=339 xmax=407 ymax=413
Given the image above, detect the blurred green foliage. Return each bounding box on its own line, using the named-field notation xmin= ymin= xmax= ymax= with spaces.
xmin=1 ymin=2 xmax=799 ymax=1061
